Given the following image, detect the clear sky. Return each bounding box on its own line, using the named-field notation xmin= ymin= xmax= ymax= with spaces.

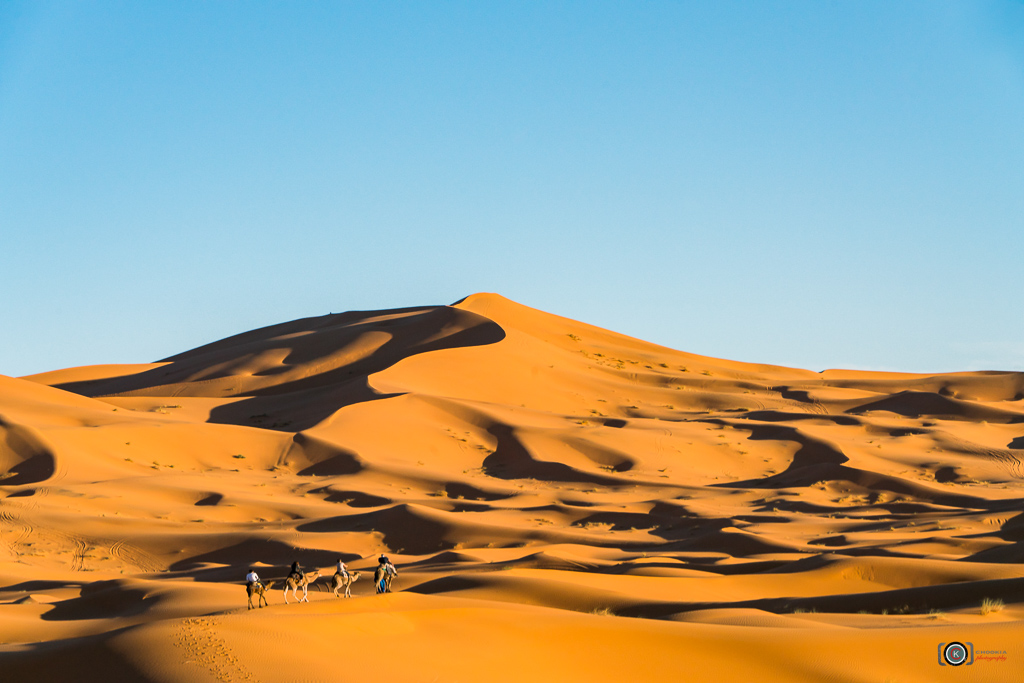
xmin=2 ymin=1 xmax=1022 ymax=377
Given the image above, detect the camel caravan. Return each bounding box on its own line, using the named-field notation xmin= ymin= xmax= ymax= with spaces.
xmin=245 ymin=555 xmax=396 ymax=609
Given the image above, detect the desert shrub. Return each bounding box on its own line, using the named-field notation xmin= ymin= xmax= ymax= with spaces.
xmin=981 ymin=597 xmax=1005 ymax=615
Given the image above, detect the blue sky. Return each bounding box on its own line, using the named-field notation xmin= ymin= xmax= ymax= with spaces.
xmin=2 ymin=1 xmax=1022 ymax=377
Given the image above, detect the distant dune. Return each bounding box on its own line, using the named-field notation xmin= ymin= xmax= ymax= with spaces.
xmin=2 ymin=293 xmax=1022 ymax=681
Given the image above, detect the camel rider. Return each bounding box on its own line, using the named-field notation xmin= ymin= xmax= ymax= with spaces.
xmin=335 ymin=558 xmax=348 ymax=579
xmin=289 ymin=561 xmax=303 ymax=582
xmin=374 ymin=554 xmax=397 ymax=594
xmin=246 ymin=569 xmax=263 ymax=591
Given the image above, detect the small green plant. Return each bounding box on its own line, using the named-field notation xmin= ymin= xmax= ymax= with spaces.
xmin=232 ymin=454 xmax=245 ymax=459
xmin=567 ymin=333 xmax=581 ymax=341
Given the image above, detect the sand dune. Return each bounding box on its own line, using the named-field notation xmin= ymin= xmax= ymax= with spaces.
xmin=2 ymin=293 xmax=1022 ymax=681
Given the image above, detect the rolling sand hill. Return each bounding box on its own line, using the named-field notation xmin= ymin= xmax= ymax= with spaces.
xmin=2 ymin=293 xmax=1022 ymax=681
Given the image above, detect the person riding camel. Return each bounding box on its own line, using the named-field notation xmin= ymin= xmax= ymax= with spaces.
xmin=289 ymin=561 xmax=303 ymax=582
xmin=245 ymin=568 xmax=268 ymax=609
xmin=246 ymin=568 xmax=263 ymax=591
xmin=374 ymin=554 xmax=397 ymax=594
xmin=335 ymin=558 xmax=348 ymax=579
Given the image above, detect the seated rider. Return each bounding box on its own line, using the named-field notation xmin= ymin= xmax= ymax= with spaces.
xmin=289 ymin=561 xmax=303 ymax=581
xmin=375 ymin=554 xmax=397 ymax=593
xmin=335 ymin=558 xmax=348 ymax=579
xmin=246 ymin=568 xmax=263 ymax=590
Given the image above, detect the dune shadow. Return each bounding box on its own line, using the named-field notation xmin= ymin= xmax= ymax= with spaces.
xmin=443 ymin=482 xmax=514 ymax=501
xmin=1 ymin=418 xmax=57 ymax=486
xmin=406 ymin=575 xmax=488 ymax=595
xmin=616 ymin=575 xmax=1024 ymax=620
xmin=3 ymin=579 xmax=82 ymax=592
xmin=848 ymin=391 xmax=1023 ymax=424
xmin=571 ymin=511 xmax=661 ymax=532
xmin=709 ymin=421 xmax=848 ymax=489
xmin=168 ymin=538 xmax=347 ymax=572
xmin=210 ymin=378 xmax=402 ymax=432
xmin=742 ymin=410 xmax=861 ymax=426
xmin=0 ymin=631 xmax=149 ymax=681
xmin=707 ymin=419 xmax=1012 ymax=510
xmin=1 ymin=453 xmax=56 ymax=486
xmin=50 ymin=305 xmax=507 ymax=433
xmin=962 ymin=539 xmax=1024 ymax=563
xmin=289 ymin=432 xmax=364 ymax=476
xmin=297 ymin=504 xmax=455 ymax=555
xmin=656 ymin=528 xmax=797 ymax=557
xmin=399 ymin=550 xmax=486 ymax=568
xmin=309 ymin=486 xmax=391 ymax=507
xmin=194 ymin=493 xmax=223 ymax=506
xmin=482 ymin=424 xmax=626 ymax=485
xmin=41 ymin=581 xmax=150 ymax=622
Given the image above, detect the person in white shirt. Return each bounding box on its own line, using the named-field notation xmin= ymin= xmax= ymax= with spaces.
xmin=335 ymin=559 xmax=348 ymax=579
xmin=245 ymin=568 xmax=267 ymax=609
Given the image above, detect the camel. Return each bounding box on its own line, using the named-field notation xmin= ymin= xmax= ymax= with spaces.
xmin=330 ymin=570 xmax=361 ymax=598
xmin=247 ymin=582 xmax=269 ymax=610
xmin=283 ymin=569 xmax=321 ymax=604
xmin=374 ymin=563 xmax=397 ymax=594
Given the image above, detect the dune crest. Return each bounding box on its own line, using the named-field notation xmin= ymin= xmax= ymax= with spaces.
xmin=3 ymin=294 xmax=1023 ymax=681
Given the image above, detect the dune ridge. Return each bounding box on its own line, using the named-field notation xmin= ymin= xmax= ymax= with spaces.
xmin=2 ymin=293 xmax=1022 ymax=681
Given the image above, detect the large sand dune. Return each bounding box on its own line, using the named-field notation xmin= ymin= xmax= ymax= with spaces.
xmin=2 ymin=293 xmax=1022 ymax=681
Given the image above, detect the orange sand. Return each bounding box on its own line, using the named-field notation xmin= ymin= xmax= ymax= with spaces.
xmin=2 ymin=293 xmax=1022 ymax=681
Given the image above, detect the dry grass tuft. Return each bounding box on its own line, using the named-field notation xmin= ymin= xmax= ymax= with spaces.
xmin=981 ymin=597 xmax=1004 ymax=615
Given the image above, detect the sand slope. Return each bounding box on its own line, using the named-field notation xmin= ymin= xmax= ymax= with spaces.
xmin=3 ymin=293 xmax=1023 ymax=681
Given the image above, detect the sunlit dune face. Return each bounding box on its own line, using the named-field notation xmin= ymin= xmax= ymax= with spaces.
xmin=2 ymin=293 xmax=1022 ymax=681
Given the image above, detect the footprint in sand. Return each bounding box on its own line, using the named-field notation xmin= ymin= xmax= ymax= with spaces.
xmin=176 ymin=617 xmax=256 ymax=683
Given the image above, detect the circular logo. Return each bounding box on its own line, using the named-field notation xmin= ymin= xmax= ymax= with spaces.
xmin=944 ymin=642 xmax=968 ymax=666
